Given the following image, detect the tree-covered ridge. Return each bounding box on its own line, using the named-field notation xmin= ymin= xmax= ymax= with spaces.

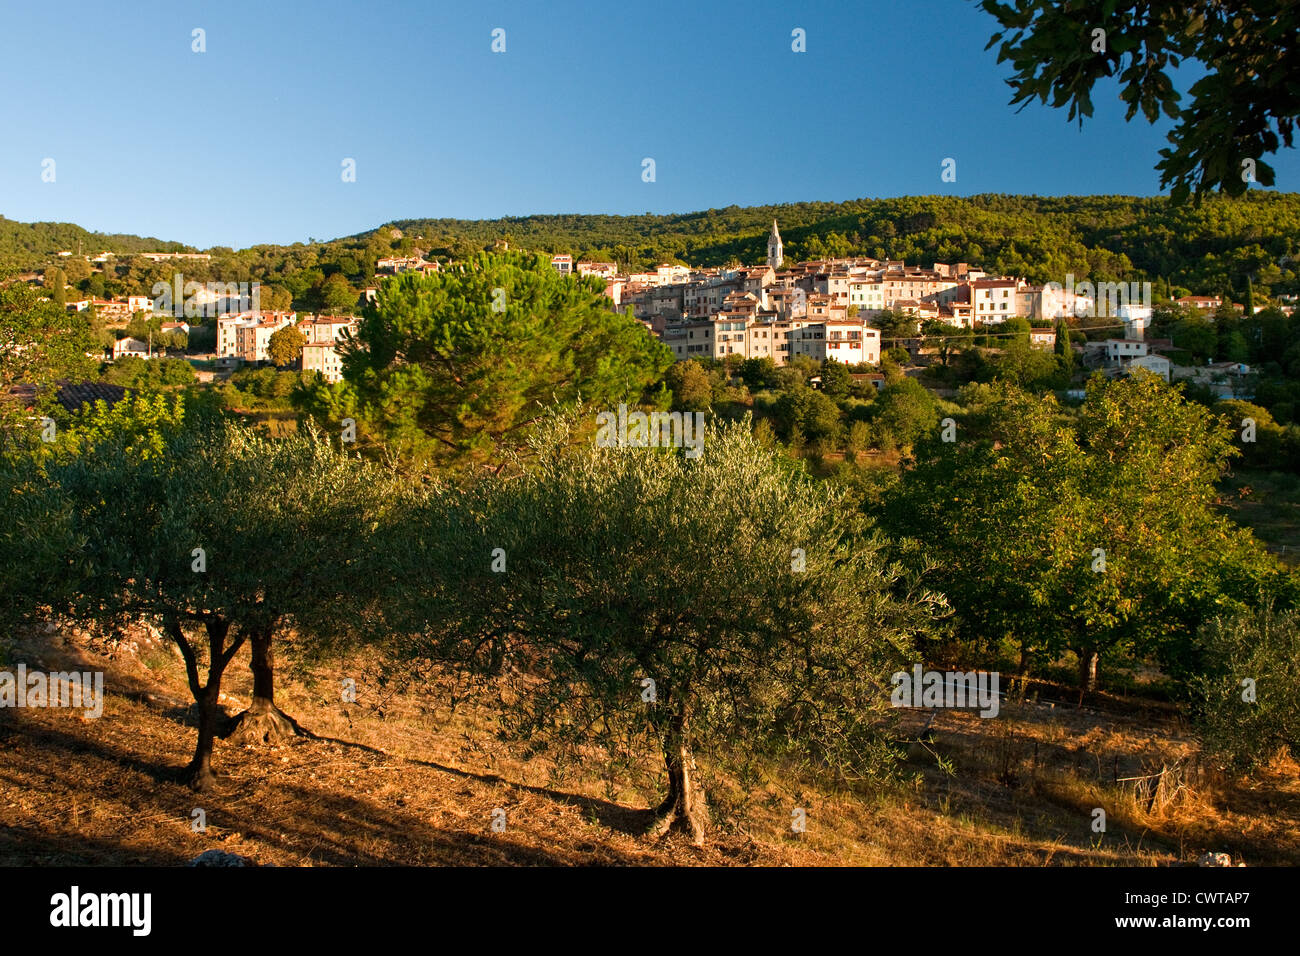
xmin=0 ymin=215 xmax=185 ymax=274
xmin=387 ymin=193 xmax=1300 ymax=291
xmin=4 ymin=193 xmax=1300 ymax=306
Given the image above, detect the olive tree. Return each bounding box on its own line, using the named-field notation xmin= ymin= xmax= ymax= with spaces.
xmin=396 ymin=416 xmax=942 ymax=844
xmin=21 ymin=415 xmax=399 ymax=788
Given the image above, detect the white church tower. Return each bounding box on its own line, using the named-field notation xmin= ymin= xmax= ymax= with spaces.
xmin=767 ymin=219 xmax=783 ymax=270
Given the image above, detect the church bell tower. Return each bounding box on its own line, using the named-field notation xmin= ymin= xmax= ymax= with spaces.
xmin=767 ymin=219 xmax=783 ymax=270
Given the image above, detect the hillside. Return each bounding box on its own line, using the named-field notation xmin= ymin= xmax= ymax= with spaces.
xmin=0 ymin=216 xmax=188 ymax=272
xmin=5 ymin=194 xmax=1300 ymax=302
xmin=2 ymin=619 xmax=1296 ymax=867
xmin=387 ymin=193 xmax=1300 ymax=292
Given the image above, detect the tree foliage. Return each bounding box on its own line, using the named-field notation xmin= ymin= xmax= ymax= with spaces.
xmin=1192 ymin=606 xmax=1300 ymax=769
xmin=390 ymin=417 xmax=943 ymax=843
xmin=296 ymin=252 xmax=672 ymax=469
xmin=266 ymin=324 xmax=305 ymax=368
xmin=3 ymin=411 xmax=401 ymax=788
xmin=0 ymin=284 xmax=97 ymax=461
xmin=885 ymin=375 xmax=1289 ymax=688
xmin=978 ymin=0 xmax=1300 ymax=201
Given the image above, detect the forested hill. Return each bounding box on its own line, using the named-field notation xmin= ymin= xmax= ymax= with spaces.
xmin=4 ymin=193 xmax=1300 ymax=299
xmin=387 ymin=194 xmax=1300 ymax=294
xmin=0 ymin=216 xmax=185 ymax=269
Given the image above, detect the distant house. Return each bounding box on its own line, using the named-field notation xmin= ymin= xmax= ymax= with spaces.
xmin=296 ymin=315 xmax=357 ymax=345
xmin=1028 ymin=327 xmax=1057 ymax=349
xmin=1176 ymin=295 xmax=1223 ymax=311
xmin=89 ymin=298 xmax=132 ymax=321
xmin=376 ymin=256 xmax=430 ymax=275
xmin=551 ymin=254 xmax=574 ymax=275
xmin=301 ymin=342 xmax=345 ymax=382
xmin=892 ymin=298 xmax=940 ymax=320
xmin=1103 ymin=339 xmax=1148 ymax=365
xmin=849 ymin=372 xmax=887 ymax=391
xmin=968 ymin=278 xmax=1023 ymax=323
xmin=1123 ymin=354 xmax=1172 ymax=382
xmin=1085 ymin=338 xmax=1152 ymax=373
xmin=938 ymin=300 xmax=974 ymax=327
xmin=238 ymin=314 xmax=294 ymax=363
xmin=112 ymin=337 xmax=151 ymax=360
xmin=1172 ymin=361 xmax=1253 ymax=398
xmin=215 ymin=311 xmax=296 ymax=365
xmin=139 ymin=252 xmax=212 ymax=262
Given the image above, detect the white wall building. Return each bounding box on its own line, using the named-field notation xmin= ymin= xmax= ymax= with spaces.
xmin=112 ymin=337 xmax=151 ymax=360
xmin=970 ymin=279 xmax=1021 ymax=323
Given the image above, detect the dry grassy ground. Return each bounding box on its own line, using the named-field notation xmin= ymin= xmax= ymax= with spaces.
xmin=1 ymin=621 xmax=1296 ymax=866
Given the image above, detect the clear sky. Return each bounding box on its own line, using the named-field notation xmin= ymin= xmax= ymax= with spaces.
xmin=2 ymin=0 xmax=1296 ymax=249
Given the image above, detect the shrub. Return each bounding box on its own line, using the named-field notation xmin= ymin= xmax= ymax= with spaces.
xmin=1192 ymin=607 xmax=1300 ymax=770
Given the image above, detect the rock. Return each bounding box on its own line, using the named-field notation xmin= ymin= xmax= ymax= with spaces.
xmin=1198 ymin=851 xmax=1236 ymax=867
xmin=186 ymin=850 xmax=257 ymax=867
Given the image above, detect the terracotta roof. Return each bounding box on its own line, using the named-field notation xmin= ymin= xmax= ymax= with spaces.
xmin=6 ymin=381 xmax=130 ymax=413
xmin=55 ymin=382 xmax=129 ymax=413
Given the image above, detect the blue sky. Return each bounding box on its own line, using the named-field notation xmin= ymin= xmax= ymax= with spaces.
xmin=2 ymin=0 xmax=1296 ymax=249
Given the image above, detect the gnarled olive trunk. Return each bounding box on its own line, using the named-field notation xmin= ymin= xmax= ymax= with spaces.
xmin=227 ymin=626 xmax=307 ymax=744
xmin=166 ymin=615 xmax=245 ymax=791
xmin=190 ymin=680 xmax=222 ymax=791
xmin=647 ymin=690 xmax=707 ymax=846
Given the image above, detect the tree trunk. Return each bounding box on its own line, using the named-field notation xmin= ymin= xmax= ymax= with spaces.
xmin=188 ymin=682 xmax=222 ymax=792
xmin=226 ymin=627 xmax=307 ymax=744
xmin=648 ymin=696 xmax=707 ymax=846
xmin=1077 ymin=648 xmax=1099 ymax=695
xmin=181 ymin=617 xmax=245 ymax=791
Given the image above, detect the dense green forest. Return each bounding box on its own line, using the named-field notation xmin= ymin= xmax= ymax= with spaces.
xmin=0 ymin=217 xmax=184 ymax=271
xmin=5 ymin=193 xmax=1300 ymax=309
xmin=388 ymin=193 xmax=1300 ymax=295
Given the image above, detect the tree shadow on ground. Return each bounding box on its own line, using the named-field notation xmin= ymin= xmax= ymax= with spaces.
xmin=0 ymin=824 xmax=192 ymax=866
xmin=0 ymin=714 xmax=644 ymax=866
xmin=308 ymin=731 xmax=658 ymax=839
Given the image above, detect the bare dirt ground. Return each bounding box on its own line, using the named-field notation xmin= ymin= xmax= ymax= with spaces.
xmin=1 ymin=622 xmax=1296 ymax=866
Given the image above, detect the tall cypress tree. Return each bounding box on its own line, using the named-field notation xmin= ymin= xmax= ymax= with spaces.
xmin=1055 ymin=319 xmax=1074 ymax=379
xmin=48 ymin=267 xmax=66 ymax=312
